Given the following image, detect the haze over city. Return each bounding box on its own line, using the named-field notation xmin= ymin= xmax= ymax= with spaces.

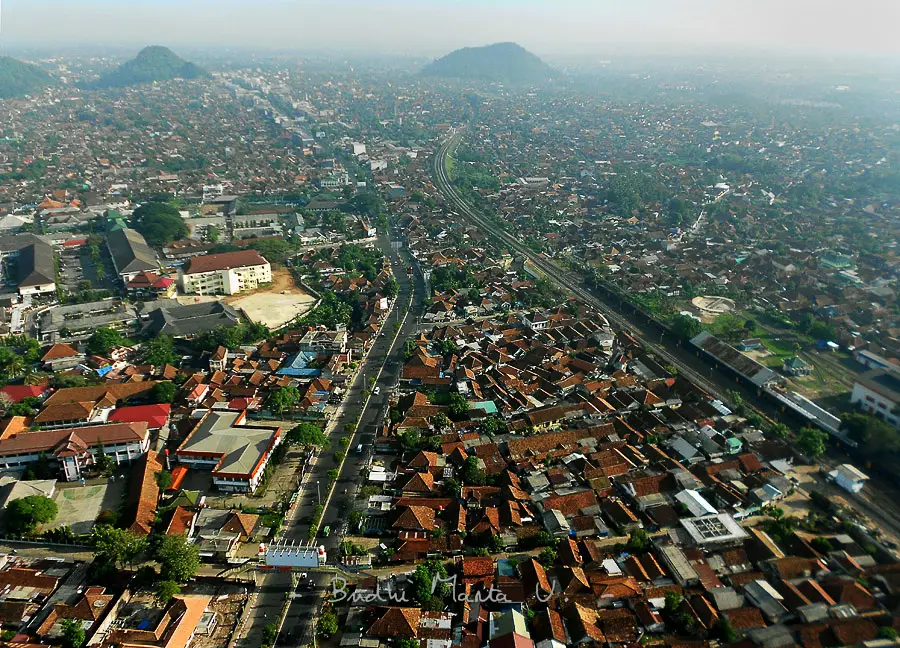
xmin=3 ymin=0 xmax=900 ymax=58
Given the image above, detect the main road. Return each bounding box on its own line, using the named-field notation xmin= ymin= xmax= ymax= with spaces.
xmin=233 ymin=229 xmax=426 ymax=648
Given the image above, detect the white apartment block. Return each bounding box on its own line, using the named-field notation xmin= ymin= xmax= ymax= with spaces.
xmin=179 ymin=249 xmax=272 ymax=296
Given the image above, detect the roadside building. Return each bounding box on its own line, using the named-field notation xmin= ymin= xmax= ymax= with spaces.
xmin=175 ymin=410 xmax=282 ymax=492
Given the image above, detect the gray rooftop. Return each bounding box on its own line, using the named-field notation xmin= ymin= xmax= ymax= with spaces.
xmin=143 ymin=300 xmax=240 ymax=337
xmin=178 ymin=411 xmax=280 ymax=478
xmin=17 ymin=239 xmax=55 ymax=287
xmin=106 ymin=228 xmax=158 ymax=276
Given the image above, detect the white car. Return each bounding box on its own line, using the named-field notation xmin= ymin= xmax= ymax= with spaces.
xmin=373 ymin=386 xmax=381 ymax=395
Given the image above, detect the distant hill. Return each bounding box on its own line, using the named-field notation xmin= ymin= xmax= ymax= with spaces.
xmin=91 ymin=46 xmax=207 ymax=88
xmin=0 ymin=56 xmax=56 ymax=99
xmin=421 ymin=42 xmax=553 ymax=84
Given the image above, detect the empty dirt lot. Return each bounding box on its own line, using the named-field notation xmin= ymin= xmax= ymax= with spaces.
xmin=226 ymin=269 xmax=317 ymax=330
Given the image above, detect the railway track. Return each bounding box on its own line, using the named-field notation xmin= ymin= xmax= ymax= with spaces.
xmin=433 ymin=131 xmax=728 ymax=402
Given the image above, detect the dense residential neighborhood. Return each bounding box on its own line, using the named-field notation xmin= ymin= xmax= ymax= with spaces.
xmin=0 ymin=8 xmax=898 ymax=648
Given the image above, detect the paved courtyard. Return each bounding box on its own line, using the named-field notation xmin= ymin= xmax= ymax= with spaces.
xmin=48 ymin=479 xmax=126 ymax=535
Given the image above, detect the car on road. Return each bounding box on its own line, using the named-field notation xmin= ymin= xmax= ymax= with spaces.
xmin=372 ymin=387 xmax=381 ymax=395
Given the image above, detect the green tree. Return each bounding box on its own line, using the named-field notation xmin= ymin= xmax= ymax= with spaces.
xmin=398 ymin=429 xmax=422 ymax=453
xmin=288 ymin=423 xmax=329 ymax=449
xmin=92 ymin=525 xmax=147 ymax=568
xmin=715 ymin=618 xmax=738 ymax=642
xmin=409 ymin=560 xmax=450 ymax=611
xmin=797 ymin=427 xmax=827 ymax=458
xmin=878 ymin=627 xmax=898 ymax=641
xmin=317 ymin=609 xmax=339 ymax=637
xmin=460 ymin=456 xmax=486 ymax=486
xmin=155 ymin=580 xmax=181 ymax=606
xmin=626 ymin=528 xmax=651 ymax=553
xmin=538 ymin=546 xmax=557 ymax=566
xmin=206 ymin=225 xmax=220 ymax=243
xmin=143 ymin=335 xmax=178 ymax=366
xmin=94 ymin=440 xmax=115 ymax=474
xmin=431 ymin=412 xmax=450 ymax=431
xmin=155 ymin=534 xmax=200 ymax=583
xmin=151 ymin=381 xmax=176 ymax=404
xmin=671 ymin=314 xmax=702 ymax=340
xmin=267 ymin=386 xmax=300 ymax=414
xmin=442 ymin=477 xmax=460 ymax=497
xmin=132 ymin=202 xmax=189 ymax=246
xmin=664 ymin=590 xmax=683 ymax=614
xmin=87 ymin=326 xmax=123 ymax=356
xmin=447 ymin=393 xmax=469 ymax=419
xmin=811 ymin=537 xmax=833 ymax=553
xmin=5 ymin=495 xmax=57 ymax=533
xmin=348 ymin=510 xmax=363 ymax=530
xmin=60 ymin=618 xmax=86 ymax=648
xmin=770 ymin=422 xmax=790 ymax=439
xmin=482 ymin=416 xmax=503 ymax=435
xmin=339 ymin=436 xmax=351 ymax=450
xmin=327 ymin=469 xmax=339 ymax=484
xmin=262 ymin=622 xmax=278 ymax=647
xmin=155 ymin=470 xmax=173 ymax=491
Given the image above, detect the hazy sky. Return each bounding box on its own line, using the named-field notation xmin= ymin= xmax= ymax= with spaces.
xmin=2 ymin=0 xmax=898 ymax=58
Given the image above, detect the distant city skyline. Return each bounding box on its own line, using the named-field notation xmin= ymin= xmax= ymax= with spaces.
xmin=1 ymin=0 xmax=898 ymax=59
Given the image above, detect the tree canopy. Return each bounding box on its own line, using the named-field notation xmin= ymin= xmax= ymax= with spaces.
xmin=5 ymin=495 xmax=57 ymax=533
xmin=132 ymin=202 xmax=189 ymax=246
xmin=155 ymin=533 xmax=200 ymax=583
xmin=87 ymin=326 xmax=123 ymax=356
xmin=288 ymin=423 xmax=329 ymax=449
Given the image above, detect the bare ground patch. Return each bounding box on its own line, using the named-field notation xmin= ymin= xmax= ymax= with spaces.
xmin=225 ymin=269 xmax=317 ymax=329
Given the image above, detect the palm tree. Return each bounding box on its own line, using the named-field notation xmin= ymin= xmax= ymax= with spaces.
xmin=5 ymin=356 xmax=24 ymax=379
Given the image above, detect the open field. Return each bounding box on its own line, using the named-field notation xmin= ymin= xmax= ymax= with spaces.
xmin=225 ymin=269 xmax=317 ymax=329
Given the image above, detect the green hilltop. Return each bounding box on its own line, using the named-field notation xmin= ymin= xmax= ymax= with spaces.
xmin=91 ymin=46 xmax=207 ymax=88
xmin=0 ymin=56 xmax=57 ymax=99
xmin=421 ymin=42 xmax=554 ymax=84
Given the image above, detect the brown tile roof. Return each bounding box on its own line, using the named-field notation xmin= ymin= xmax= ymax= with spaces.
xmin=41 ymin=343 xmax=80 ymax=362
xmin=165 ymin=506 xmax=195 ymax=536
xmin=223 ymin=512 xmax=259 ymax=539
xmin=402 ymin=471 xmax=436 ymax=493
xmin=183 ymin=249 xmax=268 ymax=274
xmin=725 ymin=606 xmax=766 ymax=630
xmin=462 ymin=557 xmax=495 ymax=578
xmin=0 ymin=422 xmax=148 ymax=458
xmin=125 ymin=450 xmax=162 ymax=536
xmin=366 ymin=607 xmax=421 ymax=639
xmin=392 ymin=506 xmax=436 ymax=531
xmin=43 ymin=381 xmax=157 ymax=406
xmin=507 ymin=429 xmax=581 ymax=460
xmin=541 ymin=489 xmax=598 ymax=517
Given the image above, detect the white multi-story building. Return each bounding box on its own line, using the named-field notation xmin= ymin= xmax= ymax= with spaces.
xmin=851 ymin=368 xmax=900 ymax=429
xmin=179 ymin=250 xmax=272 ymax=296
xmin=0 ymin=420 xmax=151 ymax=481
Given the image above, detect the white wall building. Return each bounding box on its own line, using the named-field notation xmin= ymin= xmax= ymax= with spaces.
xmin=851 ymin=369 xmax=900 ymax=429
xmin=179 ymin=249 xmax=272 ymax=296
xmin=830 ymin=464 xmax=869 ymax=494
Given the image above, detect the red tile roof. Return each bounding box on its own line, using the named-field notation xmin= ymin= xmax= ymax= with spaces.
xmin=108 ymin=403 xmax=171 ymax=430
xmin=0 ymin=385 xmax=46 ymax=403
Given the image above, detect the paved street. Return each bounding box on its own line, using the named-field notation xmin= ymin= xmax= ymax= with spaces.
xmin=233 ymin=230 xmax=425 ymax=648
